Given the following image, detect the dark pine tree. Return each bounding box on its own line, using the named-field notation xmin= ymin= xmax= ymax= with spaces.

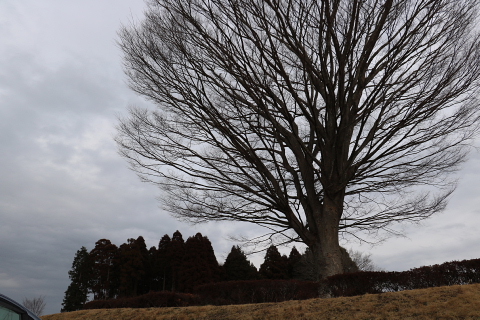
xmin=168 ymin=230 xmax=185 ymax=291
xmin=135 ymin=236 xmax=151 ymax=294
xmin=117 ymin=236 xmax=149 ymax=297
xmin=223 ymin=246 xmax=258 ymax=281
xmin=287 ymin=246 xmax=302 ymax=279
xmin=61 ymin=246 xmax=92 ymax=312
xmin=89 ymin=239 xmax=119 ymax=300
xmin=178 ymin=233 xmax=220 ymax=292
xmin=146 ymin=245 xmax=159 ymax=292
xmin=156 ymin=234 xmax=172 ymax=291
xmin=259 ymin=245 xmax=289 ymax=280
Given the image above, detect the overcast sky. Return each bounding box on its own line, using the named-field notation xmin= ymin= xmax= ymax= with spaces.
xmin=1 ymin=0 xmax=480 ymax=316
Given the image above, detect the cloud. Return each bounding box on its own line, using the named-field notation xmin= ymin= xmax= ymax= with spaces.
xmin=0 ymin=0 xmax=480 ymax=315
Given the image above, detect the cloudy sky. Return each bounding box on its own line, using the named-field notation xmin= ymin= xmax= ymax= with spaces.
xmin=1 ymin=0 xmax=480 ymax=315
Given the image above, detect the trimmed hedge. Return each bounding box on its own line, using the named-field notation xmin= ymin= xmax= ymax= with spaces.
xmin=194 ymin=279 xmax=323 ymax=305
xmin=83 ymin=291 xmax=200 ymax=309
xmin=325 ymin=258 xmax=480 ymax=297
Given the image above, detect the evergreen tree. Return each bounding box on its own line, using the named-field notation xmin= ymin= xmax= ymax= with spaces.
xmin=259 ymin=245 xmax=289 ymax=280
xmin=117 ymin=236 xmax=149 ymax=297
xmin=223 ymin=246 xmax=258 ymax=281
xmin=134 ymin=236 xmax=151 ymax=294
xmin=146 ymin=245 xmax=159 ymax=292
xmin=61 ymin=246 xmax=92 ymax=312
xmin=178 ymin=233 xmax=220 ymax=292
xmin=168 ymin=230 xmax=185 ymax=291
xmin=287 ymin=246 xmax=302 ymax=279
xmin=89 ymin=239 xmax=119 ymax=300
xmin=156 ymin=234 xmax=172 ymax=291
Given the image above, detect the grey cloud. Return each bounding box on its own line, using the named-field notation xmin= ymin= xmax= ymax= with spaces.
xmin=1 ymin=0 xmax=480 ymax=316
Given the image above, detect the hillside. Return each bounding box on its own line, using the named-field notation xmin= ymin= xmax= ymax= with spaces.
xmin=42 ymin=283 xmax=480 ymax=319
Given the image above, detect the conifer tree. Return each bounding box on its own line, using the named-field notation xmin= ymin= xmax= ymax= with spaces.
xmin=117 ymin=236 xmax=149 ymax=297
xmin=147 ymin=245 xmax=159 ymax=292
xmin=168 ymin=231 xmax=185 ymax=291
xmin=89 ymin=239 xmax=119 ymax=300
xmin=61 ymin=246 xmax=92 ymax=312
xmin=287 ymin=247 xmax=302 ymax=279
xmin=223 ymin=246 xmax=258 ymax=281
xmin=259 ymin=245 xmax=288 ymax=280
xmin=156 ymin=234 xmax=172 ymax=291
xmin=135 ymin=236 xmax=151 ymax=294
xmin=179 ymin=233 xmax=220 ymax=292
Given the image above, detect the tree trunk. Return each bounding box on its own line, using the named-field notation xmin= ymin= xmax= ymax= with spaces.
xmin=310 ymin=195 xmax=344 ymax=280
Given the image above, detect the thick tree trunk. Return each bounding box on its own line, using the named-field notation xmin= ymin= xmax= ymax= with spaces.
xmin=310 ymin=195 xmax=344 ymax=280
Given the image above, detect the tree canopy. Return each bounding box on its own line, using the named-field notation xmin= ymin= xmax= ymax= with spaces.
xmin=117 ymin=0 xmax=480 ymax=277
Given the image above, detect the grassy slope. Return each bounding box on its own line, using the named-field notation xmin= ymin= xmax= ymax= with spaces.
xmin=42 ymin=283 xmax=480 ymax=320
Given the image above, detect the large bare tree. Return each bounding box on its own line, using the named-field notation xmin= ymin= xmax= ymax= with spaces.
xmin=116 ymin=0 xmax=480 ymax=278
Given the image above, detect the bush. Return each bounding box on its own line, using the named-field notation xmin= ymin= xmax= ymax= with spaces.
xmin=325 ymin=258 xmax=480 ymax=297
xmin=195 ymin=280 xmax=322 ymax=305
xmin=325 ymin=271 xmax=404 ymax=297
xmin=83 ymin=291 xmax=199 ymax=309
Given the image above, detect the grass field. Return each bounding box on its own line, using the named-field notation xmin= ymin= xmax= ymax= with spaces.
xmin=42 ymin=283 xmax=480 ymax=320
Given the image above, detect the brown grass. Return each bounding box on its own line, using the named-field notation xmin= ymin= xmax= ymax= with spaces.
xmin=42 ymin=283 xmax=480 ymax=320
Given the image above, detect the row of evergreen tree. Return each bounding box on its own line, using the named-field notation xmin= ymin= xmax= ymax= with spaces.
xmin=61 ymin=230 xmax=324 ymax=312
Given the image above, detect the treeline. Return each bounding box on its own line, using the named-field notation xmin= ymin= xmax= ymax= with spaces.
xmin=74 ymin=257 xmax=480 ymax=310
xmin=61 ymin=230 xmax=343 ymax=312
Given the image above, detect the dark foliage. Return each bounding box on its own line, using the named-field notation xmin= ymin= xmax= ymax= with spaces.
xmin=259 ymin=245 xmax=289 ymax=280
xmin=325 ymin=258 xmax=480 ymax=297
xmin=178 ymin=233 xmax=220 ymax=292
xmin=83 ymin=291 xmax=199 ymax=309
xmin=155 ymin=234 xmax=172 ymax=291
xmin=195 ymin=280 xmax=322 ymax=305
xmin=168 ymin=231 xmax=185 ymax=291
xmin=89 ymin=239 xmax=119 ymax=300
xmin=223 ymin=246 xmax=258 ymax=281
xmin=81 ymin=256 xmax=480 ymax=310
xmin=287 ymin=247 xmax=302 ymax=279
xmin=61 ymin=246 xmax=92 ymax=312
xmin=117 ymin=236 xmax=150 ymax=297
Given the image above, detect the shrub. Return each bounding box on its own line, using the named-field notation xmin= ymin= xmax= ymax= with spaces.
xmin=83 ymin=291 xmax=199 ymax=309
xmin=195 ymin=280 xmax=321 ymax=305
xmin=325 ymin=258 xmax=480 ymax=297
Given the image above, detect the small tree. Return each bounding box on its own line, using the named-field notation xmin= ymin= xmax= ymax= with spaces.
xmin=348 ymin=249 xmax=382 ymax=272
xmin=23 ymin=296 xmax=46 ymax=317
xmin=287 ymin=247 xmax=302 ymax=279
xmin=259 ymin=245 xmax=289 ymax=279
xmin=223 ymin=246 xmax=259 ymax=281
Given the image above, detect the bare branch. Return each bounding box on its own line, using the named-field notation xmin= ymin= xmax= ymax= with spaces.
xmin=117 ymin=0 xmax=480 ymax=277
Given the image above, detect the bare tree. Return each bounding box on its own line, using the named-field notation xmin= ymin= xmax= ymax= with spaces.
xmin=348 ymin=249 xmax=382 ymax=272
xmin=116 ymin=0 xmax=480 ymax=279
xmin=23 ymin=296 xmax=46 ymax=317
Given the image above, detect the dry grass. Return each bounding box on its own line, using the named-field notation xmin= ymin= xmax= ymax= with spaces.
xmin=42 ymin=283 xmax=480 ymax=320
